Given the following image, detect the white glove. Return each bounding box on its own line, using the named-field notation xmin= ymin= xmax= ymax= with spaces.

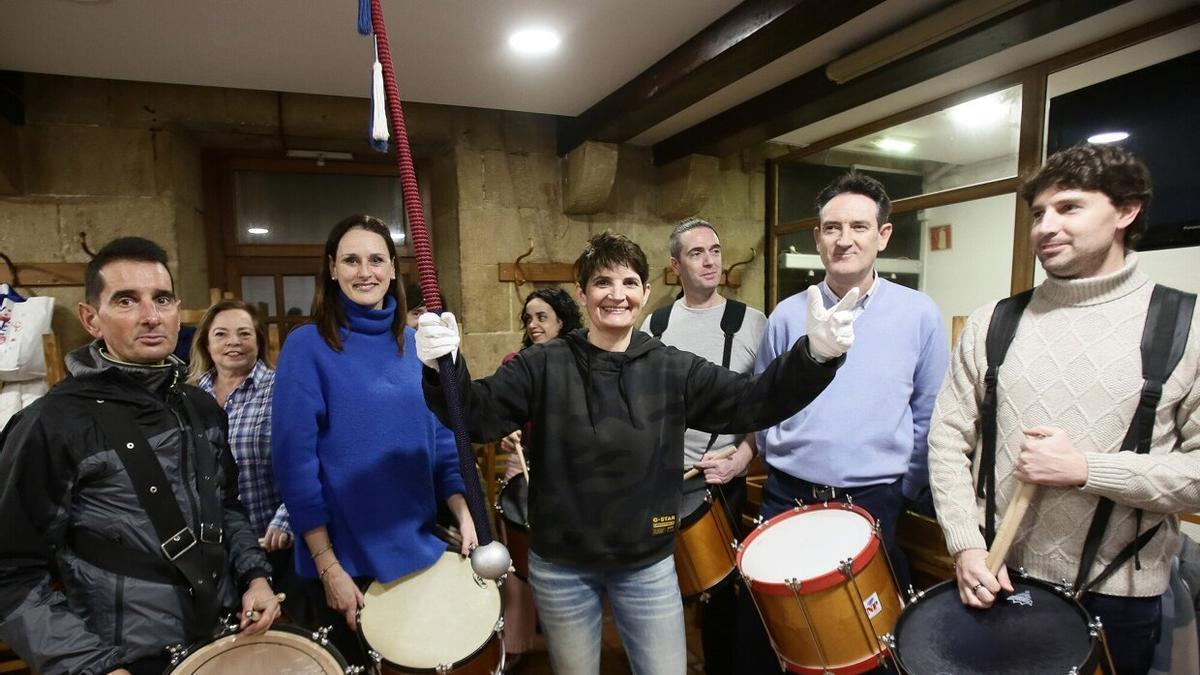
xmin=416 ymin=312 xmax=459 ymax=370
xmin=805 ymin=286 xmax=860 ymax=362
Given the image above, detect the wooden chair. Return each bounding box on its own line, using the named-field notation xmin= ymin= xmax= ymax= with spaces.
xmin=0 ymin=640 xmax=31 ymax=675
xmin=41 ymin=333 xmax=65 ymax=387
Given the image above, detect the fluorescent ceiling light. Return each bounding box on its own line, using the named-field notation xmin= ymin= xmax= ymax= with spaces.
xmin=948 ymin=92 xmax=1010 ymax=128
xmin=873 ymin=137 xmax=915 ymax=153
xmin=509 ymin=27 xmax=560 ymax=55
xmin=1088 ymin=131 xmax=1130 ymax=144
xmin=247 ymin=227 xmax=269 ymax=235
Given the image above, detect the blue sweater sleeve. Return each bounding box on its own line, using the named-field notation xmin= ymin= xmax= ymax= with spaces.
xmin=270 ymin=328 xmax=331 ymax=536
xmin=904 ymin=301 xmax=950 ymax=499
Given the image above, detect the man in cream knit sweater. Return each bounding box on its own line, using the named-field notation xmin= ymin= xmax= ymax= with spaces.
xmin=929 ymin=143 xmax=1200 ymax=675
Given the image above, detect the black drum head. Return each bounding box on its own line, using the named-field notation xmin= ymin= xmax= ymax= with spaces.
xmin=678 ymin=488 xmax=711 ymax=527
xmin=894 ymin=578 xmax=1095 ymax=675
xmin=498 ymin=473 xmax=529 ymax=528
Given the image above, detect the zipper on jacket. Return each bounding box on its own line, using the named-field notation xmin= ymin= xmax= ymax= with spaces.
xmin=113 ymin=575 xmax=126 ymax=645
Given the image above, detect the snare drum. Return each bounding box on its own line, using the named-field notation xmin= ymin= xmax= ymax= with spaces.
xmin=674 ymin=488 xmax=737 ymax=600
xmin=496 ymin=474 xmax=530 ymax=580
xmin=359 ymin=551 xmax=504 ymax=674
xmin=889 ymin=576 xmax=1111 ymax=674
xmin=737 ymin=503 xmax=902 ymax=674
xmin=166 ymin=624 xmax=350 ymax=674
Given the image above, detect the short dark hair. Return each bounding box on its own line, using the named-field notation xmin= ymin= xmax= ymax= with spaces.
xmin=574 ymin=231 xmax=649 ymax=288
xmin=520 ymin=288 xmax=583 ymax=349
xmin=312 ymin=214 xmax=406 ymax=352
xmin=815 ymin=172 xmax=892 ymax=226
xmin=84 ymin=236 xmax=173 ymax=305
xmin=1020 ymin=143 xmax=1153 ymax=248
xmin=669 ymin=217 xmax=719 ymax=259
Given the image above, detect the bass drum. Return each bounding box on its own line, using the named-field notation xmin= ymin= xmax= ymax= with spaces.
xmin=359 ymin=551 xmax=504 ymax=674
xmin=166 ymin=624 xmax=351 ymax=674
xmin=890 ymin=576 xmax=1111 ymax=674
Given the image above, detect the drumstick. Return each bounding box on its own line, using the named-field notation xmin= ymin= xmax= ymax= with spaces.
xmin=985 ymin=480 xmax=1037 ymax=576
xmin=514 ymin=439 xmax=530 ymax=483
xmin=244 ymin=592 xmax=287 ymax=621
xmin=683 ymin=447 xmax=737 ymax=480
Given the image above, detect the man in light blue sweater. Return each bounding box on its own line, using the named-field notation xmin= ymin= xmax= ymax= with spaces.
xmin=755 ymin=172 xmax=947 ymax=579
xmin=738 ymin=172 xmax=947 ymax=671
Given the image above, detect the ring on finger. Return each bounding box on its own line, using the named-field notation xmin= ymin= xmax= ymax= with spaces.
xmin=970 ymin=582 xmax=985 ymax=594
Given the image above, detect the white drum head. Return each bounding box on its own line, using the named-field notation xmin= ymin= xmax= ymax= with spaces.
xmin=360 ymin=551 xmax=502 ymax=669
xmin=169 ymin=628 xmax=345 ymax=674
xmin=740 ymin=508 xmax=873 ymax=583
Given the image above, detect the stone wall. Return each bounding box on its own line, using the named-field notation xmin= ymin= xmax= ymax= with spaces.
xmin=1 ymin=74 xmax=769 ymax=371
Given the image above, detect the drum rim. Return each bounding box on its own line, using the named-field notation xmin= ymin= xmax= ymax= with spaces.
xmin=892 ymin=576 xmax=1100 ymax=674
xmin=678 ymin=489 xmax=717 ymax=530
xmin=368 ymin=627 xmax=502 ymax=673
xmin=736 ymin=502 xmax=881 ymax=595
xmin=359 ymin=553 xmax=505 ymax=672
xmin=167 ymin=623 xmax=351 ymax=672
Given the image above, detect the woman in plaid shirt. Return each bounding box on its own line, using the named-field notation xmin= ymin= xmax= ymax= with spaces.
xmin=188 ymin=300 xmax=292 ymax=562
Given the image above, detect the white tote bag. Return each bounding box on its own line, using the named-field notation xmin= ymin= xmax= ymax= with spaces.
xmin=0 ymin=293 xmax=56 ymax=382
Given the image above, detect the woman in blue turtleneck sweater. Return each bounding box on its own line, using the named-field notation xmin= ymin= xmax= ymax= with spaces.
xmin=272 ymin=215 xmax=476 ymax=662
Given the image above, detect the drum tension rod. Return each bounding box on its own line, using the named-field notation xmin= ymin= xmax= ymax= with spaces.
xmin=787 ymin=578 xmax=833 ymax=674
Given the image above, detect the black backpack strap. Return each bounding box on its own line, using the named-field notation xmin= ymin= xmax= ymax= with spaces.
xmin=702 ymin=300 xmax=750 ymax=453
xmin=718 ymin=300 xmax=747 ymax=371
xmin=649 ymin=304 xmax=673 ymax=339
xmin=979 ymin=289 xmax=1035 ymax=546
xmin=1074 ymin=285 xmax=1195 ymax=594
xmin=83 ymin=399 xmax=223 ymax=631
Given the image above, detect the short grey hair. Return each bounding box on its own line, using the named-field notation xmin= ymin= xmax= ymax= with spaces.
xmin=669 ymin=217 xmax=718 ymax=259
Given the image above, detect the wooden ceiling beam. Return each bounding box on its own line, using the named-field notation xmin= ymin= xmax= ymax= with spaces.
xmin=556 ymin=0 xmax=885 ymax=156
xmin=651 ymin=0 xmax=1132 ymax=165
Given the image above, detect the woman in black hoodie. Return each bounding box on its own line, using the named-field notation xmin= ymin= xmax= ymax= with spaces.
xmin=417 ymin=231 xmax=857 ymax=674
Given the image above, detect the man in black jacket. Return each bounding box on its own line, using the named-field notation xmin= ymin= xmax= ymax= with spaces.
xmin=417 ymin=231 xmax=858 ymax=674
xmin=0 ymin=237 xmax=280 ymax=675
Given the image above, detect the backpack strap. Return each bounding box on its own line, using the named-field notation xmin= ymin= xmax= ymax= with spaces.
xmin=979 ymin=289 xmax=1035 ymax=545
xmin=1073 ymin=285 xmax=1195 ymax=595
xmin=649 ymin=304 xmax=673 ymax=339
xmin=704 ymin=300 xmax=749 ymax=453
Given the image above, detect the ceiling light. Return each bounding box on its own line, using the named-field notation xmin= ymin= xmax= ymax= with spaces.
xmin=947 ymin=92 xmax=1010 ymax=128
xmin=391 ymin=230 xmax=406 ymax=243
xmin=509 ymin=28 xmax=560 ymax=55
xmin=247 ymin=227 xmax=269 ymax=235
xmin=1088 ymin=131 xmax=1129 ymax=144
xmin=873 ymin=137 xmax=915 ymax=154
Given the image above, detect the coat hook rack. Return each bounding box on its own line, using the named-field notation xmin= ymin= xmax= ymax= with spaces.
xmin=511 ymin=239 xmax=535 ymax=287
xmin=79 ymin=232 xmax=97 ymax=258
xmin=497 ymin=239 xmax=577 ymax=286
xmin=0 ymin=252 xmax=19 ymax=288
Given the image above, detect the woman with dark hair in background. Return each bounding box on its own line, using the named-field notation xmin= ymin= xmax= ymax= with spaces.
xmin=498 ymin=287 xmax=583 ymax=669
xmin=187 ymin=300 xmax=294 ymax=590
xmin=271 ymin=214 xmax=477 ymax=663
